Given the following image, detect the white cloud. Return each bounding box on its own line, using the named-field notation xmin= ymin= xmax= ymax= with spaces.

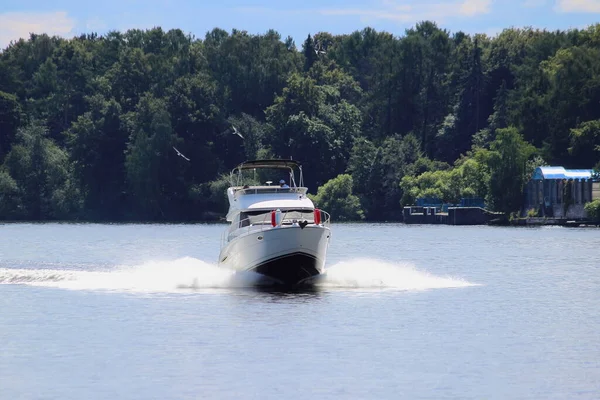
xmin=555 ymin=0 xmax=600 ymax=13
xmin=0 ymin=11 xmax=76 ymax=49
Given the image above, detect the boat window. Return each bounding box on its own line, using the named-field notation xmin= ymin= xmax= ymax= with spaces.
xmin=239 ymin=211 xmax=272 ymax=227
xmin=237 ymin=210 xmax=315 ymax=227
xmin=282 ymin=210 xmax=315 ymax=222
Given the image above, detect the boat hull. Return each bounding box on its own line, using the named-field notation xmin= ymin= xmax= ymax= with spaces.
xmin=219 ymin=225 xmax=330 ymax=285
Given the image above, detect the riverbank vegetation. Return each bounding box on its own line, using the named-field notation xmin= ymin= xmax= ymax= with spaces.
xmin=585 ymin=200 xmax=600 ymax=221
xmin=1 ymin=23 xmax=600 ymax=221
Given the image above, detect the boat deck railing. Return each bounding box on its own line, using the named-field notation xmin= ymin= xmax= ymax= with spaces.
xmin=232 ymin=186 xmax=308 ymax=196
xmin=220 ymin=209 xmax=331 ymax=247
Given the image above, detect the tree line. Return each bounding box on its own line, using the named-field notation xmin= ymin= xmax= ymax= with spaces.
xmin=1 ymin=23 xmax=599 ymax=221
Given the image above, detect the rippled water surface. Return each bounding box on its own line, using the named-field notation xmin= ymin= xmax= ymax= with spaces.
xmin=1 ymin=223 xmax=599 ymax=399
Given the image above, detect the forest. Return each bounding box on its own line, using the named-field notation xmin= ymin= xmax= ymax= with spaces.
xmin=1 ymin=23 xmax=600 ymax=221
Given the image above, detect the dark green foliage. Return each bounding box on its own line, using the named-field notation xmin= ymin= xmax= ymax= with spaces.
xmin=0 ymin=170 xmax=21 ymax=219
xmin=302 ymin=35 xmax=317 ymax=72
xmin=540 ymin=46 xmax=600 ymax=163
xmin=1 ymin=24 xmax=599 ymax=220
xmin=125 ymin=95 xmax=182 ymax=220
xmin=67 ymin=94 xmax=127 ymax=219
xmin=569 ymin=120 xmax=600 ymax=168
xmin=1 ymin=122 xmax=81 ymax=219
xmin=0 ymin=91 xmax=22 ymax=159
xmin=265 ymin=69 xmax=362 ymax=191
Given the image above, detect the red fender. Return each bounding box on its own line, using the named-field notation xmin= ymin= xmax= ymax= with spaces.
xmin=314 ymin=208 xmax=321 ymax=225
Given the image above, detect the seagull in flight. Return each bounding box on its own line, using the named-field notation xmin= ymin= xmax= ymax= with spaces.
xmin=314 ymin=42 xmax=327 ymax=55
xmin=173 ymin=146 xmax=190 ymax=161
xmin=232 ymin=125 xmax=244 ymax=139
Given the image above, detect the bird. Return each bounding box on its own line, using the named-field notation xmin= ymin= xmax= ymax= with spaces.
xmin=172 ymin=146 xmax=190 ymax=161
xmin=232 ymin=125 xmax=244 ymax=139
xmin=314 ymin=42 xmax=327 ymax=55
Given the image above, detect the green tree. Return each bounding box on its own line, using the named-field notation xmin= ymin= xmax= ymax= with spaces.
xmin=3 ymin=24 xmax=600 ymax=222
xmin=49 ymin=40 xmax=94 ymax=141
xmin=0 ymin=170 xmax=21 ymax=219
xmin=265 ymin=69 xmax=362 ymax=190
xmin=399 ymin=152 xmax=489 ymax=207
xmin=125 ymin=96 xmax=180 ymax=220
xmin=488 ymin=127 xmax=535 ymax=213
xmin=541 ymin=46 xmax=600 ymax=162
xmin=303 ymin=34 xmax=317 ymax=72
xmin=309 ymin=174 xmax=364 ymax=221
xmin=584 ymin=200 xmax=600 ymax=220
xmin=166 ymin=73 xmax=223 ymax=183
xmin=405 ymin=22 xmax=452 ymax=156
xmin=441 ymin=37 xmax=488 ymax=162
xmin=203 ymin=28 xmax=300 ymax=118
xmin=0 ymin=91 xmax=22 ymax=160
xmin=2 ymin=122 xmax=81 ymax=219
xmin=569 ymin=120 xmax=600 ymax=168
xmin=347 ymin=138 xmax=380 ymax=215
xmin=106 ymin=47 xmax=151 ymax=112
xmin=473 ymin=79 xmax=509 ymax=148
xmin=67 ymin=94 xmax=128 ymax=218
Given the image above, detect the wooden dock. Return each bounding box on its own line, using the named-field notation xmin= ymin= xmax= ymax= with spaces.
xmin=403 ymin=206 xmax=505 ymax=225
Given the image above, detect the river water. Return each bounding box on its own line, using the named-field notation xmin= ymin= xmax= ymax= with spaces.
xmin=1 ymin=223 xmax=599 ymax=399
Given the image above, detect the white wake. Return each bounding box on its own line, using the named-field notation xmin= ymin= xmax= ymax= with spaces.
xmin=317 ymin=258 xmax=476 ymax=290
xmin=0 ymin=257 xmax=256 ymax=293
xmin=0 ymin=257 xmax=477 ymax=293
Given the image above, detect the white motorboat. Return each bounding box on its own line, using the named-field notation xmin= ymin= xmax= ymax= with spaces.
xmin=218 ymin=160 xmax=331 ymax=285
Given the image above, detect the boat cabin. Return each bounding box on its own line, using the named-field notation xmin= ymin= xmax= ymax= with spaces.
xmin=221 ymin=159 xmax=330 ymax=244
xmin=225 ymin=160 xmax=315 ymax=222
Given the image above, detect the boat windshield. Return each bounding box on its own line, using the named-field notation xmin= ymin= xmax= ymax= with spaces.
xmin=230 ymin=160 xmax=304 ymax=188
xmin=238 ymin=210 xmax=315 ymax=227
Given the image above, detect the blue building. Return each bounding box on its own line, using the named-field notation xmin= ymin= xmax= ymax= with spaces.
xmin=524 ymin=166 xmax=599 ymax=218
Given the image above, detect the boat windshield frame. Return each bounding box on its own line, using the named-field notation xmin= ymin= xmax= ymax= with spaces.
xmin=230 ymin=159 xmax=304 ymax=188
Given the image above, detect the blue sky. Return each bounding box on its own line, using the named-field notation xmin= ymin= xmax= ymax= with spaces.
xmin=1 ymin=0 xmax=600 ymax=49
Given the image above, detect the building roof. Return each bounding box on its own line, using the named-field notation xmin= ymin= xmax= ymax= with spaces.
xmin=532 ymin=166 xmax=594 ymax=180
